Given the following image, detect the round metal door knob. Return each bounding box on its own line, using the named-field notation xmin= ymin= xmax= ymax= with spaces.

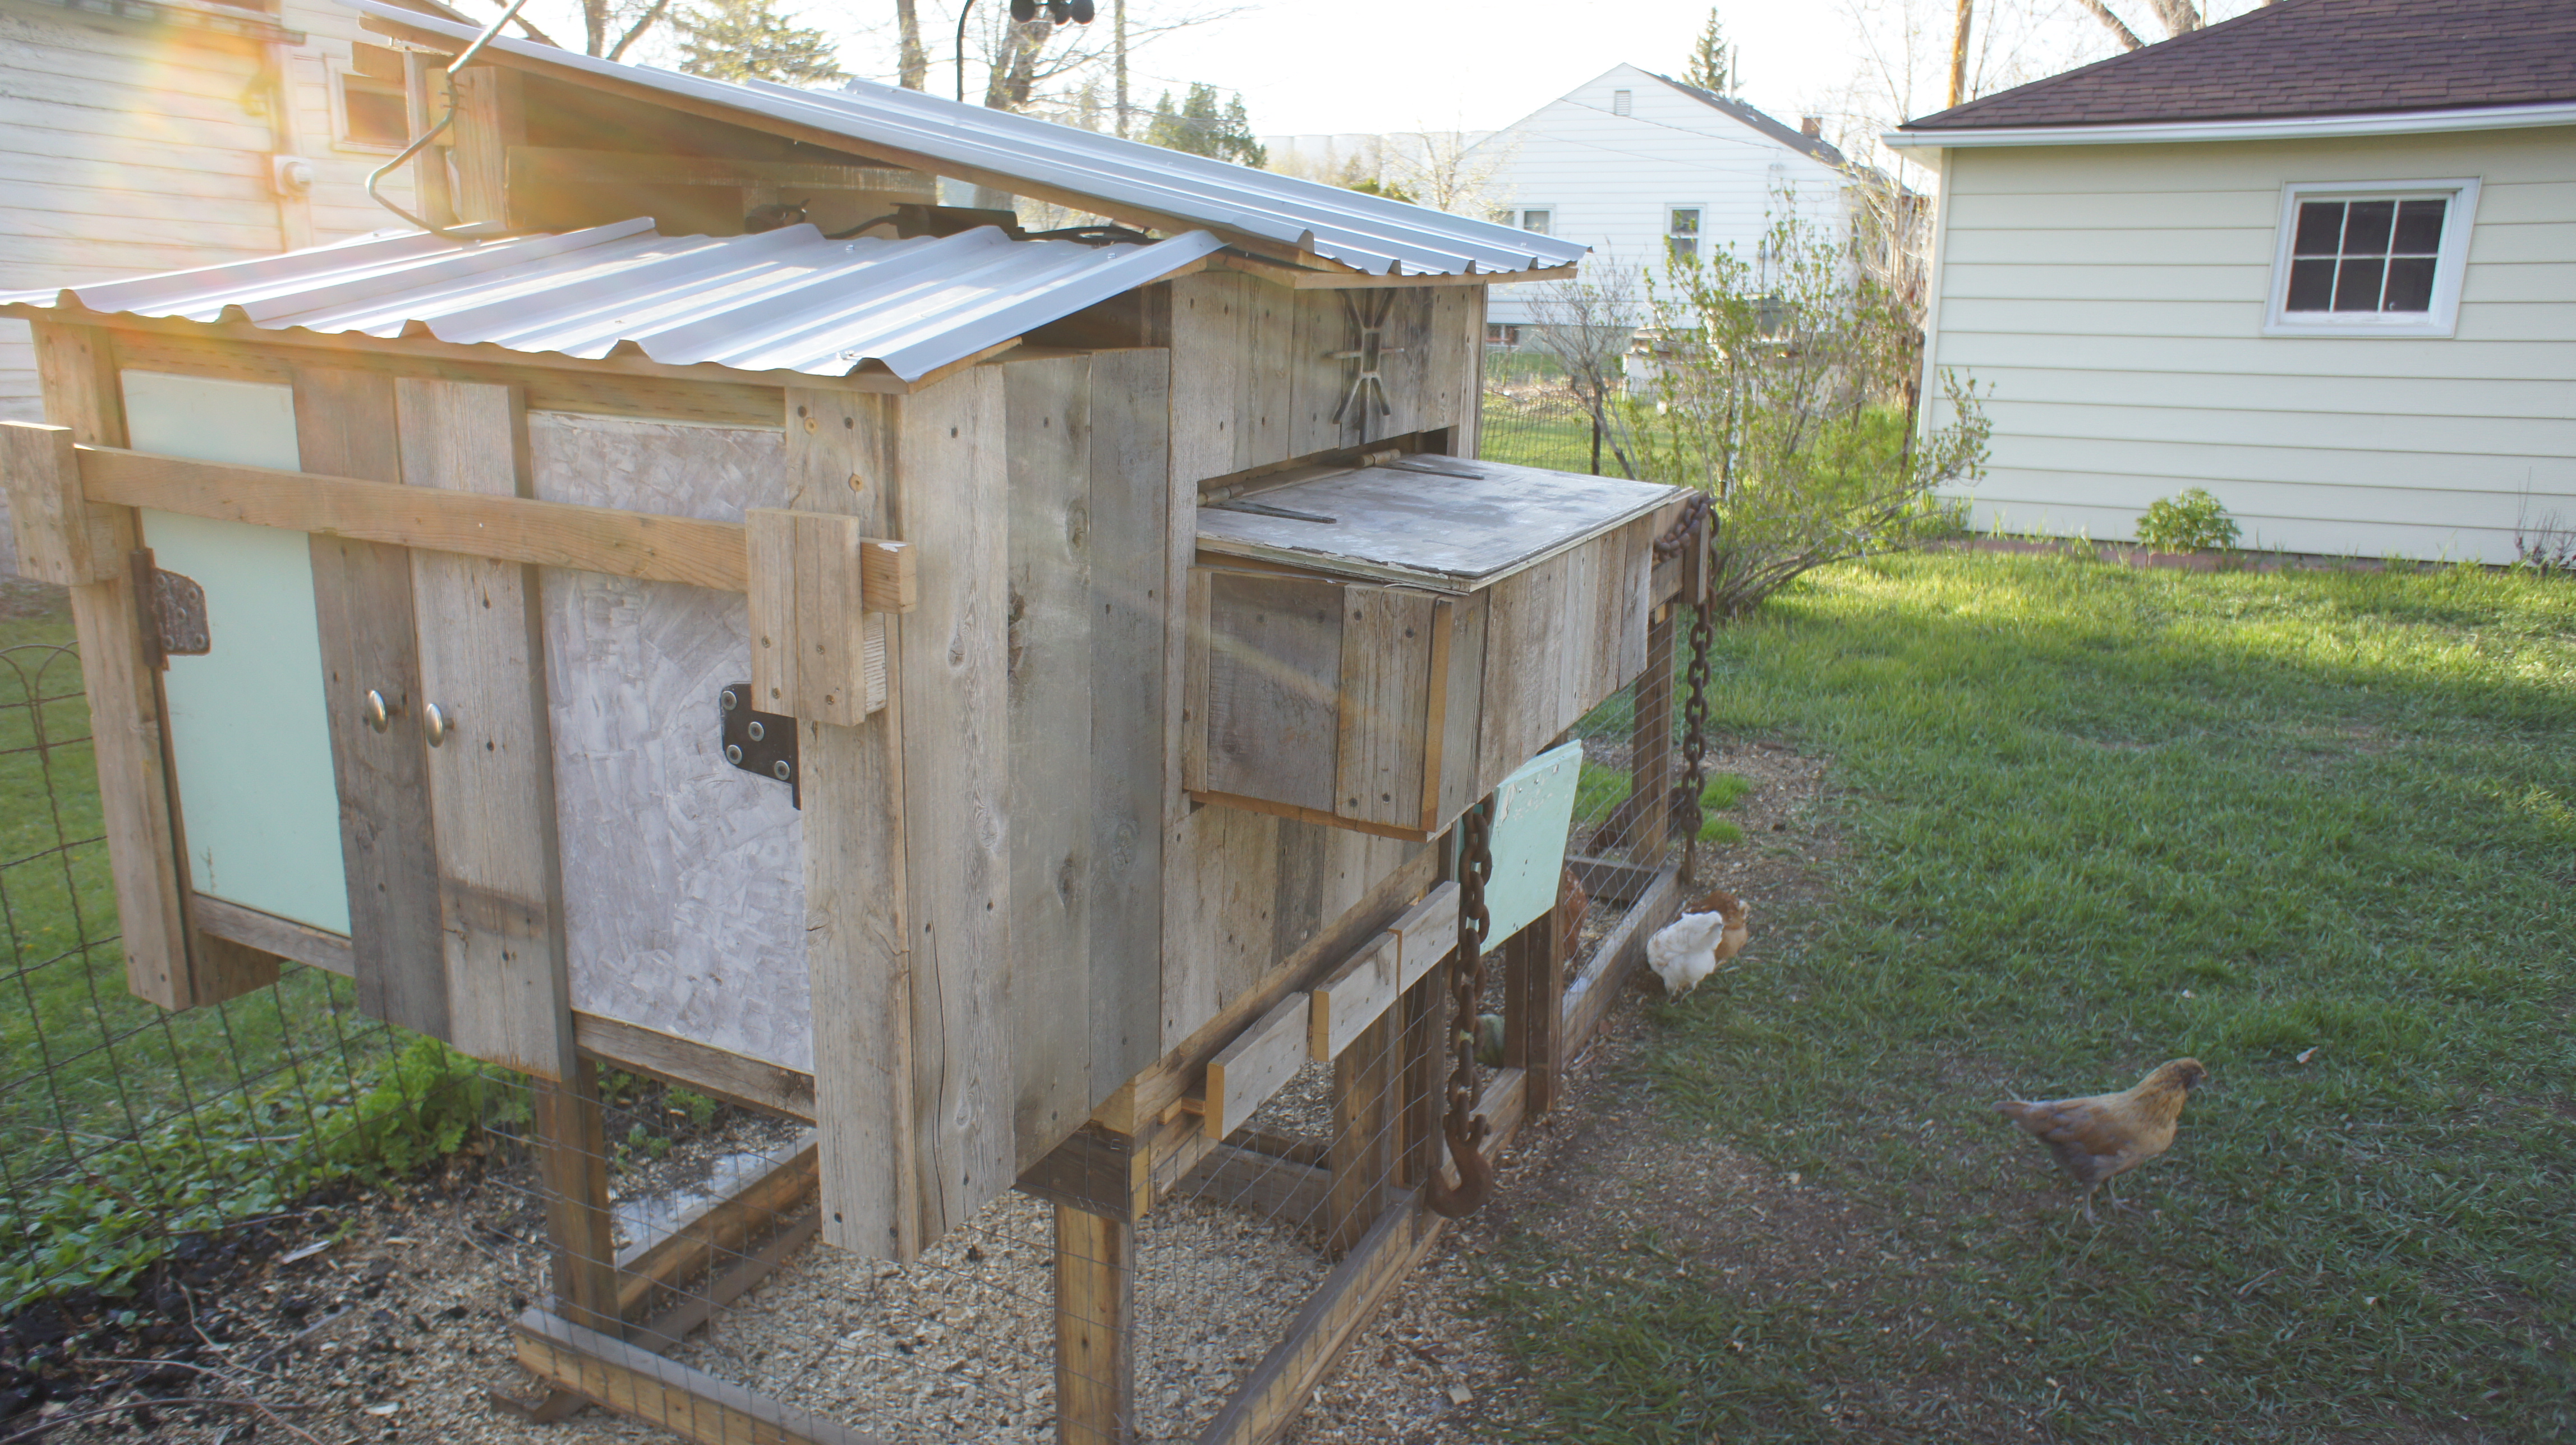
xmin=423 ymin=703 xmax=452 ymax=747
xmin=362 ymin=689 xmax=390 ymax=734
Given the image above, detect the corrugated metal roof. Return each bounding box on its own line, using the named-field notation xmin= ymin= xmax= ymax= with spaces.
xmin=0 ymin=219 xmax=1225 ymax=381
xmin=342 ymin=0 xmax=1590 ymax=279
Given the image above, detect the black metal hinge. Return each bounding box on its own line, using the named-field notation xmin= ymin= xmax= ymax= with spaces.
xmin=719 ymin=682 xmax=798 ymax=808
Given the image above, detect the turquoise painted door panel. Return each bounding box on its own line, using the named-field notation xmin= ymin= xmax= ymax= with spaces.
xmin=1482 ymin=740 xmax=1584 ymax=944
xmin=123 ymin=370 xmax=352 ymax=935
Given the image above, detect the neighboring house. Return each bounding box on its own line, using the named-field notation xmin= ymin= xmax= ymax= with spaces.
xmin=1892 ymin=0 xmax=2576 ymax=564
xmin=1466 ymin=63 xmax=1849 ymax=337
xmin=0 ymin=0 xmax=438 ymax=425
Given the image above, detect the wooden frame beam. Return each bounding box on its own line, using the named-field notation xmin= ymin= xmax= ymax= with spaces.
xmin=615 ymin=1133 xmax=820 ymax=1322
xmin=514 ymin=1308 xmax=887 ymax=1445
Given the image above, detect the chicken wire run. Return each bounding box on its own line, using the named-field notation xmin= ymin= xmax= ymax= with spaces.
xmin=0 ymin=579 xmax=1708 ymax=1444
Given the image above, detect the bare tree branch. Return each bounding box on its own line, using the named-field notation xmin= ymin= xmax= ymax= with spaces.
xmin=606 ymin=0 xmax=672 ymax=61
xmin=2072 ymin=0 xmax=2147 ymax=49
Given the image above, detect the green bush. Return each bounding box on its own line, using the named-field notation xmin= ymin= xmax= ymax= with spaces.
xmin=0 ymin=1036 xmax=516 ymax=1309
xmin=2135 ymin=487 xmax=2242 ymax=551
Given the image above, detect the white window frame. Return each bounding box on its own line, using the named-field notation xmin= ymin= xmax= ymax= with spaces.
xmin=1665 ymin=204 xmax=1705 ymax=263
xmin=1514 ymin=206 xmax=1553 ymax=237
xmin=2262 ymin=177 xmax=2481 ymax=339
xmin=328 ymin=60 xmax=411 ymax=155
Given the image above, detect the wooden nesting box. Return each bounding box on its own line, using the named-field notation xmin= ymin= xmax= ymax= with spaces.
xmin=0 ymin=0 xmax=1677 ymax=1301
xmin=1186 ymin=455 xmax=1673 ymax=840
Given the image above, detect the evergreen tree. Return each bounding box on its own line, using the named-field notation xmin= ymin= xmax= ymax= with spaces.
xmin=674 ymin=0 xmax=846 ymax=85
xmin=1144 ymin=82 xmax=1267 ymax=167
xmin=1685 ymin=7 xmax=1738 ymax=95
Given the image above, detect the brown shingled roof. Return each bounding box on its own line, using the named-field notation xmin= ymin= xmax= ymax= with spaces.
xmin=1904 ymin=0 xmax=2576 ymax=131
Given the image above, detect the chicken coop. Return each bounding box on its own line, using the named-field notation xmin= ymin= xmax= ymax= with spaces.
xmin=0 ymin=10 xmax=1713 ymax=1441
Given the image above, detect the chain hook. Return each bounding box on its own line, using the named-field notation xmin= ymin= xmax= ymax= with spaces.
xmin=1425 ymin=795 xmax=1497 ymax=1220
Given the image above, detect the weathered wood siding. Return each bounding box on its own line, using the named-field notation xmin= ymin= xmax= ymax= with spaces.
xmin=1156 ymin=274 xmax=1479 ymax=1053
xmin=1923 ymin=126 xmax=2576 ymax=563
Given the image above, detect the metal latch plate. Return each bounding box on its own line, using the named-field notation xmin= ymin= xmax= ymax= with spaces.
xmin=719 ymin=682 xmax=798 ymax=808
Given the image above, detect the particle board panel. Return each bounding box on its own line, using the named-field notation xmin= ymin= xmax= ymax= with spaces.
xmin=527 ymin=413 xmax=815 ymax=1075
xmin=1004 ymin=354 xmax=1097 ymax=1165
xmin=292 ymin=365 xmax=448 ymax=1039
xmin=397 ymin=375 xmax=570 ymax=1081
xmin=1084 ymin=348 xmax=1171 ymax=1102
xmin=893 ymin=367 xmax=1016 ymax=1239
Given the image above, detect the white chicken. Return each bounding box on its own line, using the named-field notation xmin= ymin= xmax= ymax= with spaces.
xmin=1645 ymin=888 xmax=1751 ymax=999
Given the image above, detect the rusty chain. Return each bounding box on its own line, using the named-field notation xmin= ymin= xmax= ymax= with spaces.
xmin=1653 ymin=490 xmax=1712 ymax=562
xmin=1424 ymin=797 xmax=1496 ymax=1219
xmin=1679 ymin=507 xmax=1715 ymax=886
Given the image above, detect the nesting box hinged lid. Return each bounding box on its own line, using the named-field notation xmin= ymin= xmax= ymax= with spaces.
xmin=1189 ymin=455 xmax=1682 ymax=842
xmin=1195 ymin=453 xmax=1677 ymax=592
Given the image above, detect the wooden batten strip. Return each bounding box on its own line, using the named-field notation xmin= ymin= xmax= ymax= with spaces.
xmin=514 ymin=1308 xmax=887 ymax=1445
xmin=1306 ymin=931 xmax=1397 ymax=1061
xmin=191 ymin=894 xmax=353 ymax=977
xmin=1203 ymin=991 xmax=1311 ymax=1140
xmin=1562 ymin=867 xmax=1681 ymax=1053
xmin=0 ymin=422 xmax=115 ymax=584
xmin=573 ymin=1012 xmax=818 ymax=1123
xmin=79 ymin=444 xmax=752 ymax=590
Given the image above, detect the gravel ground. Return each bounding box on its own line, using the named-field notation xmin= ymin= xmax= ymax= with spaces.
xmin=14 ymin=735 xmax=1831 ymax=1445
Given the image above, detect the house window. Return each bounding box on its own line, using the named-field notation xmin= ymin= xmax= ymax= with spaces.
xmin=1517 ymin=208 xmax=1551 ymax=236
xmin=332 ymin=44 xmax=413 ymax=151
xmin=2266 ymin=179 xmax=2480 ymax=338
xmin=1612 ymin=89 xmax=1632 ymax=117
xmin=1667 ymin=206 xmax=1701 ymax=261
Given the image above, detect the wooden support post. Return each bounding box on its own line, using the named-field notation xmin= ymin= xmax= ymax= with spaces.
xmin=402 ymin=50 xmax=457 ymax=229
xmin=25 ymin=325 xmax=206 ymax=1010
xmin=1055 ymin=1202 xmax=1135 ymax=1445
xmin=448 ymin=64 xmax=522 ymax=229
xmin=1502 ymin=909 xmax=1564 ymax=1118
xmin=534 ymin=1059 xmax=621 ymax=1337
xmin=1630 ymin=608 xmax=1676 ymax=860
xmin=1322 ymin=1009 xmax=1391 ymax=1257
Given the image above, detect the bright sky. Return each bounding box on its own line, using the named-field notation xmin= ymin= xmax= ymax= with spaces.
xmin=494 ymin=0 xmax=2261 ymax=158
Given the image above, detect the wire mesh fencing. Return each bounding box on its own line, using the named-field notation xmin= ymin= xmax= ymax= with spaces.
xmin=1480 ymin=344 xmax=1613 ymax=477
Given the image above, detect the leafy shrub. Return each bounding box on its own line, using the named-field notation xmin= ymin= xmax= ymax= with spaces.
xmin=2135 ymin=487 xmax=2242 ymax=552
xmin=1628 ymin=206 xmax=1992 ymax=618
xmin=0 ymin=1036 xmax=515 ymax=1309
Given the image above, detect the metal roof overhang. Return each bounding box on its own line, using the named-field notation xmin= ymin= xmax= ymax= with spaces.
xmin=343 ymin=0 xmax=1589 ymax=281
xmin=0 ymin=219 xmax=1229 ymax=385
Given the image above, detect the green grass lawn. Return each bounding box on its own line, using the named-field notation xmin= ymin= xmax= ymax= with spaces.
xmin=1489 ymin=551 xmax=2575 ymax=1441
xmin=0 ymin=586 xmax=397 ymax=1211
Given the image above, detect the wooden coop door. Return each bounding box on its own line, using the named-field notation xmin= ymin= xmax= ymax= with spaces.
xmin=120 ymin=371 xmax=352 ymax=936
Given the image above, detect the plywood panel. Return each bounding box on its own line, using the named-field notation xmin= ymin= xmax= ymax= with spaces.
xmin=122 ymin=371 xmax=352 ymax=935
xmin=398 ymin=376 xmax=569 ymax=1080
xmin=527 ymin=413 xmax=813 ymax=1074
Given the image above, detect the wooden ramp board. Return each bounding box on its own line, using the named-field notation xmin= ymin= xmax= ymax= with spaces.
xmin=1194 ymin=455 xmax=1678 ymax=592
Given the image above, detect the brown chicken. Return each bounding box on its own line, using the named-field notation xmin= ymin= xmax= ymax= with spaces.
xmin=1997 ymin=1058 xmax=2209 ymax=1221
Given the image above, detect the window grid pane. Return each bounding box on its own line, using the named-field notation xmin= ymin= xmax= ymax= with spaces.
xmin=2284 ymin=195 xmax=2447 ymax=315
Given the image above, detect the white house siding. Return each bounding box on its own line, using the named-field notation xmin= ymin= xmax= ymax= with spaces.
xmin=0 ymin=0 xmax=416 ymax=570
xmin=1924 ymin=125 xmax=2576 ymax=564
xmin=1468 ymin=64 xmax=1847 ymax=328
